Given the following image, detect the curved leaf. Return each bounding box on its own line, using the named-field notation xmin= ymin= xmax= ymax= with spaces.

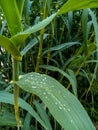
xmin=15 ymin=72 xmax=95 ymax=130
xmin=40 ymin=65 xmax=76 ymax=96
xmin=11 ymin=13 xmax=56 ymax=47
xmin=42 ymin=42 xmax=80 ymax=56
xmin=21 ymin=34 xmax=48 ymax=56
xmin=0 ymin=35 xmax=21 ymax=60
xmin=0 ymin=91 xmax=48 ymax=130
xmin=57 ymin=0 xmax=98 ymax=15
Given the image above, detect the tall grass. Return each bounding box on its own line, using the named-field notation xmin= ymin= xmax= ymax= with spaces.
xmin=0 ymin=0 xmax=98 ymax=130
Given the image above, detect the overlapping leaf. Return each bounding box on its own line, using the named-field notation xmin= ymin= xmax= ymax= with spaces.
xmin=0 ymin=91 xmax=48 ymax=130
xmin=0 ymin=35 xmax=21 ymax=60
xmin=11 ymin=13 xmax=56 ymax=47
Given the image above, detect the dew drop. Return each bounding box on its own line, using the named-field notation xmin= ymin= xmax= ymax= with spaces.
xmin=67 ymin=108 xmax=70 ymax=112
xmin=63 ymin=104 xmax=66 ymax=107
xmin=63 ymin=107 xmax=66 ymax=110
xmin=55 ymin=102 xmax=58 ymax=105
xmin=43 ymin=82 xmax=46 ymax=85
xmin=43 ymin=92 xmax=46 ymax=95
xmin=59 ymin=106 xmax=62 ymax=110
xmin=32 ymin=86 xmax=36 ymax=88
xmin=45 ymin=96 xmax=48 ymax=99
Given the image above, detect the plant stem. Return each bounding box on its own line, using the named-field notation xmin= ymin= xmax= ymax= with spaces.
xmin=13 ymin=58 xmax=21 ymax=128
xmin=35 ymin=30 xmax=45 ymax=72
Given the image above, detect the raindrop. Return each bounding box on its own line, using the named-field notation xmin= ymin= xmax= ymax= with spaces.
xmin=44 ymin=77 xmax=47 ymax=80
xmin=70 ymin=120 xmax=73 ymax=123
xmin=59 ymin=106 xmax=62 ymax=110
xmin=43 ymin=92 xmax=46 ymax=95
xmin=51 ymin=85 xmax=54 ymax=88
xmin=63 ymin=104 xmax=66 ymax=107
xmin=63 ymin=107 xmax=66 ymax=110
xmin=67 ymin=108 xmax=70 ymax=112
xmin=32 ymin=86 xmax=36 ymax=89
xmin=55 ymin=102 xmax=58 ymax=105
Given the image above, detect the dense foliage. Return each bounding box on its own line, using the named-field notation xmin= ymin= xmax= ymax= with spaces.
xmin=0 ymin=0 xmax=98 ymax=130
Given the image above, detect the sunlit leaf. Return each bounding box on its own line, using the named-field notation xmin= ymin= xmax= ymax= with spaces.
xmin=15 ymin=72 xmax=95 ymax=130
xmin=11 ymin=13 xmax=56 ymax=47
xmin=0 ymin=0 xmax=22 ymax=35
xmin=0 ymin=35 xmax=21 ymax=60
xmin=57 ymin=0 xmax=98 ymax=15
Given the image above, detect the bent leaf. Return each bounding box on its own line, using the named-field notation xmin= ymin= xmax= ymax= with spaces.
xmin=42 ymin=42 xmax=80 ymax=56
xmin=57 ymin=0 xmax=98 ymax=15
xmin=15 ymin=72 xmax=95 ymax=130
xmin=11 ymin=13 xmax=56 ymax=47
xmin=39 ymin=65 xmax=77 ymax=96
xmin=0 ymin=35 xmax=21 ymax=60
xmin=0 ymin=91 xmax=48 ymax=130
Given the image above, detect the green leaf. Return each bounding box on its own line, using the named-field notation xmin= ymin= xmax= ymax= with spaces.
xmin=23 ymin=113 xmax=31 ymax=130
xmin=21 ymin=34 xmax=48 ymax=56
xmin=15 ymin=72 xmax=95 ymax=130
xmin=0 ymin=91 xmax=48 ymax=130
xmin=42 ymin=42 xmax=80 ymax=56
xmin=16 ymin=0 xmax=25 ymax=16
xmin=40 ymin=65 xmax=77 ymax=96
xmin=33 ymin=100 xmax=52 ymax=130
xmin=57 ymin=0 xmax=98 ymax=15
xmin=0 ymin=109 xmax=17 ymax=126
xmin=11 ymin=13 xmax=56 ymax=47
xmin=68 ymin=69 xmax=78 ymax=97
xmin=0 ymin=35 xmax=22 ymax=60
xmin=88 ymin=9 xmax=98 ymax=57
xmin=0 ymin=0 xmax=22 ymax=35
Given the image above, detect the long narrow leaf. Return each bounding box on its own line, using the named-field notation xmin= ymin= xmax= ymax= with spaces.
xmin=0 ymin=91 xmax=48 ymax=130
xmin=42 ymin=42 xmax=80 ymax=56
xmin=40 ymin=65 xmax=76 ymax=94
xmin=0 ymin=0 xmax=22 ymax=35
xmin=11 ymin=13 xmax=56 ymax=47
xmin=34 ymin=100 xmax=52 ymax=130
xmin=57 ymin=0 xmax=98 ymax=15
xmin=21 ymin=34 xmax=48 ymax=56
xmin=15 ymin=72 xmax=95 ymax=130
xmin=16 ymin=0 xmax=25 ymax=16
xmin=0 ymin=110 xmax=17 ymax=126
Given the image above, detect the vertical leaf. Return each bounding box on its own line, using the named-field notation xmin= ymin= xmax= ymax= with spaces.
xmin=16 ymin=0 xmax=25 ymax=16
xmin=0 ymin=0 xmax=22 ymax=35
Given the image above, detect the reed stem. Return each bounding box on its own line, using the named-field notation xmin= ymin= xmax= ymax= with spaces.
xmin=13 ymin=58 xmax=21 ymax=128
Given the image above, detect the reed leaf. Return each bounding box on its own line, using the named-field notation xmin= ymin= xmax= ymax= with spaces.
xmin=15 ymin=72 xmax=95 ymax=130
